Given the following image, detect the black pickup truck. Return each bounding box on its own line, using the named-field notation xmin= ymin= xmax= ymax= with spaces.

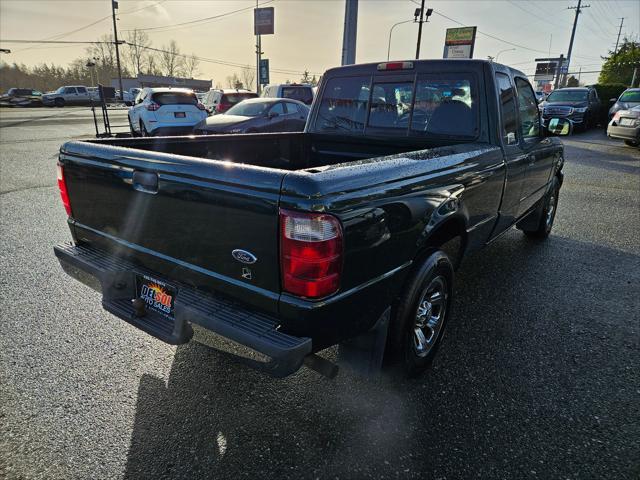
xmin=54 ymin=60 xmax=571 ymax=378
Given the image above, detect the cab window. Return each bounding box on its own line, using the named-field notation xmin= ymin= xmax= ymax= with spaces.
xmin=495 ymin=73 xmax=518 ymax=144
xmin=515 ymin=77 xmax=540 ymax=139
xmin=368 ymin=81 xmax=413 ymax=129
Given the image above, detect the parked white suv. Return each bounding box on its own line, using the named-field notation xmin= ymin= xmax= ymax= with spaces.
xmin=128 ymin=88 xmax=208 ymax=136
xmin=42 ymin=86 xmax=91 ymax=107
xmin=262 ymin=83 xmax=314 ymax=105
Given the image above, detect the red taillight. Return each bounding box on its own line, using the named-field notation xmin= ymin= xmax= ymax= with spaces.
xmin=280 ymin=209 xmax=343 ymax=299
xmin=196 ymin=102 xmax=206 ymax=111
xmin=56 ymin=163 xmax=72 ymax=216
xmin=146 ymin=102 xmax=160 ymax=111
xmin=612 ymin=111 xmax=621 ymax=122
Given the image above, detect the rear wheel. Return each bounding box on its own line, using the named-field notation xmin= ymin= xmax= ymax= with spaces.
xmin=139 ymin=120 xmax=150 ymax=137
xmin=624 ymin=139 xmax=639 ymax=147
xmin=387 ymin=251 xmax=454 ymax=377
xmin=128 ymin=116 xmax=138 ymax=137
xmin=523 ymin=176 xmax=560 ymax=239
xmin=54 ymin=98 xmax=65 ymax=108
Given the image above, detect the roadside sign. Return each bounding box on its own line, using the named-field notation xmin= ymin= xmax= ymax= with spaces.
xmin=443 ymin=26 xmax=477 ymax=59
xmin=260 ymin=59 xmax=270 ymax=85
xmin=534 ymin=62 xmax=557 ymax=81
xmin=254 ymin=7 xmax=274 ymax=35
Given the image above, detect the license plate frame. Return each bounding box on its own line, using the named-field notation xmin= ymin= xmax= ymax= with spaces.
xmin=174 ymin=111 xmax=186 ymax=118
xmin=136 ymin=274 xmax=177 ymax=318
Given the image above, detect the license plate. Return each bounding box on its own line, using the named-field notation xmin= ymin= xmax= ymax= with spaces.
xmin=174 ymin=112 xmax=186 ymax=118
xmin=619 ymin=118 xmax=634 ymax=126
xmin=136 ymin=275 xmax=176 ymax=318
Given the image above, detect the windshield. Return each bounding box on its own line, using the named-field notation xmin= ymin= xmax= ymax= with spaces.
xmin=619 ymin=90 xmax=640 ymax=103
xmin=55 ymin=87 xmax=65 ymax=94
xmin=312 ymin=73 xmax=478 ymax=138
xmin=225 ymin=101 xmax=269 ymax=116
xmin=546 ymin=90 xmax=588 ymax=102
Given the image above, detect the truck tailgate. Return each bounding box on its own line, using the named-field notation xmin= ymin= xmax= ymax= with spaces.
xmin=59 ymin=141 xmax=286 ymax=313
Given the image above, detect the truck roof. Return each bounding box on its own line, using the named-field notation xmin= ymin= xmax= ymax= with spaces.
xmin=323 ymin=59 xmax=527 ymax=80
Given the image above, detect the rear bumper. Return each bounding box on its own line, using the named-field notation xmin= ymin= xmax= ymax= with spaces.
xmin=148 ymin=126 xmax=197 ymax=136
xmin=54 ymin=243 xmax=312 ymax=377
xmin=607 ymin=124 xmax=640 ymax=142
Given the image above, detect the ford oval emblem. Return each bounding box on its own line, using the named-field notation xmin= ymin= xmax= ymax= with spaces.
xmin=232 ymin=249 xmax=257 ymax=264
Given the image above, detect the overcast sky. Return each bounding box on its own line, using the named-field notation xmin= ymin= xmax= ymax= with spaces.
xmin=1 ymin=0 xmax=639 ymax=86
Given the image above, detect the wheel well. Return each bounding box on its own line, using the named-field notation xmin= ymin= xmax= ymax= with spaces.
xmin=417 ymin=217 xmax=467 ymax=270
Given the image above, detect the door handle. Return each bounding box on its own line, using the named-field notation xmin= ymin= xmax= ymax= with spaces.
xmin=132 ymin=171 xmax=158 ymax=194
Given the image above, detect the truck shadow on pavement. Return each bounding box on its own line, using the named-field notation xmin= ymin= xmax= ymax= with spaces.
xmin=123 ymin=233 xmax=639 ymax=480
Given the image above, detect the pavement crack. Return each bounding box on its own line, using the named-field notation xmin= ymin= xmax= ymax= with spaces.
xmin=0 ymin=184 xmax=55 ymax=196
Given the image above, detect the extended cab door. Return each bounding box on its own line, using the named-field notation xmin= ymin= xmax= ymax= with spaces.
xmin=514 ymin=77 xmax=555 ymax=215
xmin=493 ymin=72 xmax=528 ymax=231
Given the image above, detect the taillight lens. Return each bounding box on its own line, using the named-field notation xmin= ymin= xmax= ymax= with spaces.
xmin=612 ymin=111 xmax=621 ymax=122
xmin=146 ymin=102 xmax=160 ymax=111
xmin=196 ymin=102 xmax=206 ymax=110
xmin=280 ymin=209 xmax=343 ymax=299
xmin=56 ymin=163 xmax=72 ymax=216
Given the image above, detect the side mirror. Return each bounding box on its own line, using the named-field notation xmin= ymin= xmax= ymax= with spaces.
xmin=547 ymin=118 xmax=572 ymax=136
xmin=609 ymin=98 xmax=617 ymax=103
xmin=268 ymin=111 xmax=279 ymax=119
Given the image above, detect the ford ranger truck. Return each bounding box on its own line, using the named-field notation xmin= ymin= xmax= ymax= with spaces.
xmin=54 ymin=60 xmax=570 ymax=378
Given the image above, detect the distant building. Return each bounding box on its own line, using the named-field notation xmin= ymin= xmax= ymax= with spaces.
xmin=111 ymin=74 xmax=212 ymax=92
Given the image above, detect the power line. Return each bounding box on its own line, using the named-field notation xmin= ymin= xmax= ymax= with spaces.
xmin=121 ymin=1 xmax=275 ymax=34
xmin=126 ymin=42 xmax=322 ymax=76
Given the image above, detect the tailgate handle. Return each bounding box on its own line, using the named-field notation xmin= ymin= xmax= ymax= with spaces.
xmin=132 ymin=171 xmax=158 ymax=194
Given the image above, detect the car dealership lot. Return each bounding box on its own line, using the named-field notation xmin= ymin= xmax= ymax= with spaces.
xmin=1 ymin=108 xmax=638 ymax=479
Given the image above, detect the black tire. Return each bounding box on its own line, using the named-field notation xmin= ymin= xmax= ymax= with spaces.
xmin=624 ymin=139 xmax=639 ymax=147
xmin=140 ymin=120 xmax=150 ymax=137
xmin=128 ymin=116 xmax=138 ymax=137
xmin=387 ymin=250 xmax=454 ymax=377
xmin=523 ymin=176 xmax=560 ymax=239
xmin=54 ymin=98 xmax=65 ymax=108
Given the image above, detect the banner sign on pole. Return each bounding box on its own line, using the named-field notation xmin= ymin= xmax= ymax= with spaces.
xmin=260 ymin=59 xmax=270 ymax=85
xmin=254 ymin=7 xmax=275 ymax=35
xmin=443 ymin=26 xmax=477 ymax=59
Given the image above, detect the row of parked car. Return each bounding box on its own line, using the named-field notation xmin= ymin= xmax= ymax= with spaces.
xmin=537 ymin=86 xmax=639 ymax=146
xmin=127 ymin=84 xmax=315 ymax=137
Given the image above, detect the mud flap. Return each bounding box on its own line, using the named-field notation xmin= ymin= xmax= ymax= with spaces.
xmin=338 ymin=307 xmax=390 ymax=376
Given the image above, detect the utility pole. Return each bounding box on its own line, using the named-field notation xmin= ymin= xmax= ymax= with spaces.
xmin=564 ymin=0 xmax=589 ymax=87
xmin=614 ymin=17 xmax=624 ymax=54
xmin=256 ymin=0 xmax=262 ymax=94
xmin=111 ymin=0 xmax=124 ymax=99
xmin=341 ymin=0 xmax=358 ymax=65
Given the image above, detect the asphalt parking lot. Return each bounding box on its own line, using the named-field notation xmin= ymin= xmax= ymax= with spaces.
xmin=0 ymin=107 xmax=638 ymax=479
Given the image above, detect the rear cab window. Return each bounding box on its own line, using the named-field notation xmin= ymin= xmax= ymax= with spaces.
xmin=152 ymin=91 xmax=198 ymax=105
xmin=311 ymin=71 xmax=479 ymax=139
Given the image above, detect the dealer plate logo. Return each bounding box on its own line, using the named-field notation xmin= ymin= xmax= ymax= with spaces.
xmin=232 ymin=249 xmax=257 ymax=264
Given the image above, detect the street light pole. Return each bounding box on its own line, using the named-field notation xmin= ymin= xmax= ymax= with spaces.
xmin=494 ymin=48 xmax=516 ymax=63
xmin=415 ymin=0 xmax=425 ymax=59
xmin=387 ymin=19 xmax=413 ymax=61
xmin=111 ymin=0 xmax=124 ymax=98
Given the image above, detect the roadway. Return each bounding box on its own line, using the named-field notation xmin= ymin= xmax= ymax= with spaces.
xmin=0 ymin=107 xmax=638 ymax=479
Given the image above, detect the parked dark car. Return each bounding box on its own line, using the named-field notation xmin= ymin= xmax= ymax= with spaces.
xmin=607 ymin=104 xmax=640 ymax=147
xmin=539 ymin=86 xmax=601 ymax=130
xmin=201 ymin=88 xmax=258 ymax=114
xmin=0 ymin=88 xmax=43 ymax=107
xmin=608 ymin=88 xmax=640 ymax=121
xmin=195 ymin=98 xmax=309 ymax=134
xmin=54 ymin=59 xmax=570 ymax=379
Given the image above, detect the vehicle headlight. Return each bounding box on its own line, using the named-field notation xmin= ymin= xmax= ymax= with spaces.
xmin=573 ymin=107 xmax=587 ymax=113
